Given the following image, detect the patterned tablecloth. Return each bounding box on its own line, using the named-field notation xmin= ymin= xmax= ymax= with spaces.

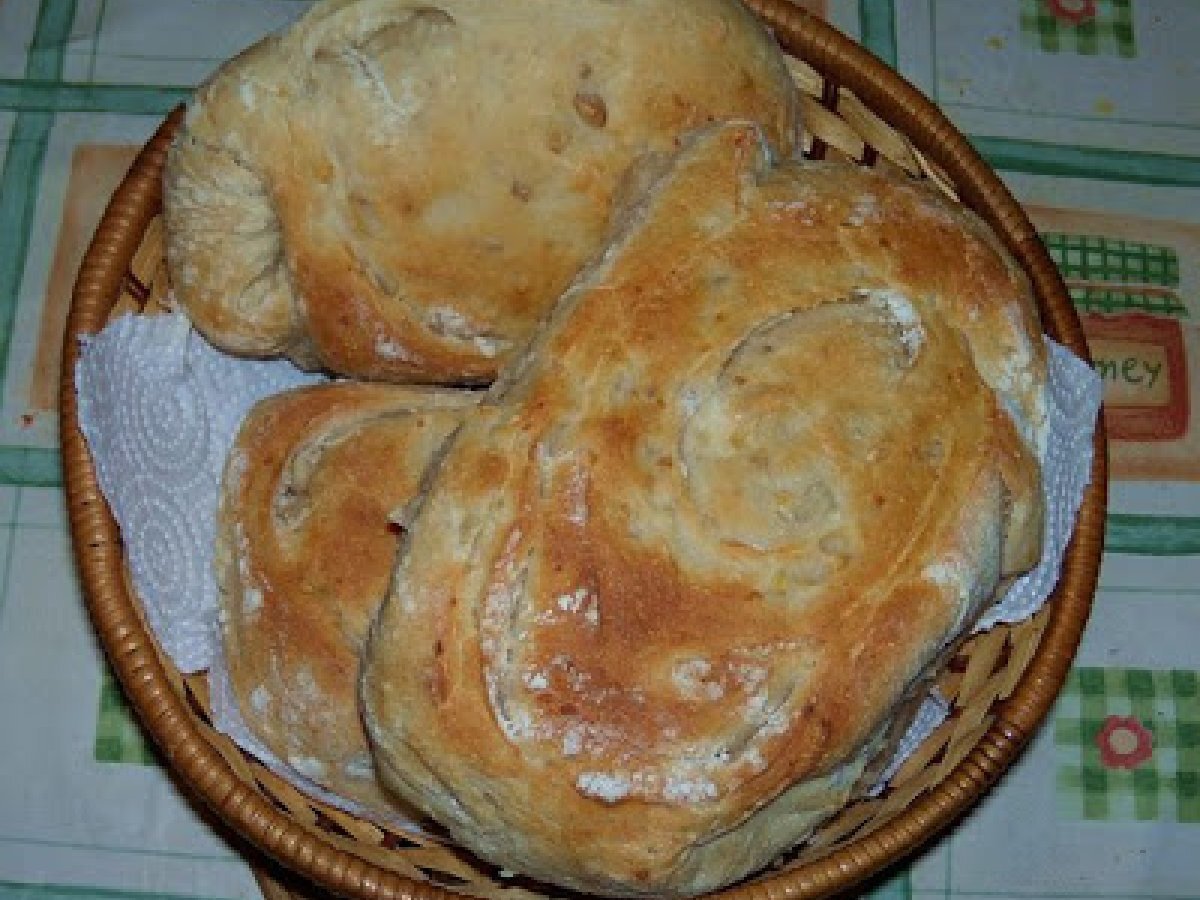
xmin=0 ymin=1 xmax=1196 ymax=898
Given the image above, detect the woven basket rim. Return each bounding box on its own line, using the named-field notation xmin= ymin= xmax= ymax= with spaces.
xmin=59 ymin=3 xmax=1108 ymax=898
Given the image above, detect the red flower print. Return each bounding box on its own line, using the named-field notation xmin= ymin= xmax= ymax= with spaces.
xmin=1048 ymin=0 xmax=1098 ymax=25
xmin=1096 ymin=715 xmax=1153 ymax=770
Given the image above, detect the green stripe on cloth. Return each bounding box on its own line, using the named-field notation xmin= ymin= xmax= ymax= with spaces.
xmin=1056 ymin=667 xmax=1200 ymax=822
xmin=1079 ymin=667 xmax=1111 ymax=818
xmin=0 ymin=0 xmax=78 ymax=487
xmin=975 ymin=137 xmax=1200 ymax=187
xmin=1065 ymin=286 xmax=1188 ymax=318
xmin=27 ymin=0 xmax=79 ymax=80
xmin=1041 ymin=231 xmax=1187 ymax=318
xmin=2 ymin=0 xmax=77 ymax=369
xmin=0 ymin=448 xmax=61 ymax=487
xmin=0 ymin=80 xmax=190 ymax=115
xmin=0 ymin=109 xmax=53 ymax=379
xmin=1020 ymin=2 xmax=1059 ymax=54
xmin=0 ymin=881 xmax=239 ymax=900
xmin=1106 ymin=514 xmax=1200 ymax=556
xmin=861 ymin=868 xmax=910 ymax=900
xmin=1042 ymin=233 xmax=1180 ymax=288
xmin=94 ymin=670 xmax=156 ymax=766
xmin=858 ymin=0 xmax=898 ymax=68
xmin=84 ymin=0 xmax=108 ymax=83
xmin=1020 ymin=0 xmax=1136 ymax=58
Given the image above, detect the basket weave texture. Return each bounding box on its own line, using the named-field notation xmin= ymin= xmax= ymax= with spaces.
xmin=59 ymin=2 xmax=1108 ymax=898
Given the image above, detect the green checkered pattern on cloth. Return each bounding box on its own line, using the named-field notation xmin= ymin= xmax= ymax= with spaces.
xmin=1041 ymin=231 xmax=1188 ymax=317
xmin=1020 ymin=0 xmax=1136 ymax=57
xmin=1056 ymin=667 xmax=1200 ymax=822
xmin=94 ymin=670 xmax=157 ymax=765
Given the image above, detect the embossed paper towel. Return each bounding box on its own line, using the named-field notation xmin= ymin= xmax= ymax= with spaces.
xmin=977 ymin=337 xmax=1103 ymax=629
xmin=75 ymin=311 xmax=323 ymax=673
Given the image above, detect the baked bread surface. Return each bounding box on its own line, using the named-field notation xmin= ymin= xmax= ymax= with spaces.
xmin=360 ymin=123 xmax=1048 ymax=896
xmin=164 ymin=0 xmax=799 ymax=382
xmin=217 ymin=381 xmax=471 ymax=812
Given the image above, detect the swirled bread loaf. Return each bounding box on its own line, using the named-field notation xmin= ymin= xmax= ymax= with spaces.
xmin=163 ymin=0 xmax=798 ymax=383
xmin=216 ymin=382 xmax=471 ymax=812
xmin=359 ymin=123 xmax=1048 ymax=895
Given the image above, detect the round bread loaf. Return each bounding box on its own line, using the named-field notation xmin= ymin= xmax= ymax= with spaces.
xmin=216 ymin=381 xmax=472 ymax=813
xmin=164 ymin=0 xmax=799 ymax=383
xmin=359 ymin=123 xmax=1048 ymax=896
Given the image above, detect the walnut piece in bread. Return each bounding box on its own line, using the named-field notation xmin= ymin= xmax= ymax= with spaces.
xmin=359 ymin=123 xmax=1047 ymax=896
xmin=164 ymin=0 xmax=799 ymax=383
xmin=217 ymin=381 xmax=472 ymax=813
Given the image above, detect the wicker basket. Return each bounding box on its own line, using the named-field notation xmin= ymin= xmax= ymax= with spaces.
xmin=60 ymin=2 xmax=1108 ymax=898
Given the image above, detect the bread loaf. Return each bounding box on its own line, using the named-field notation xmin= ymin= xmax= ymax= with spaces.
xmin=359 ymin=123 xmax=1047 ymax=895
xmin=216 ymin=381 xmax=471 ymax=812
xmin=164 ymin=0 xmax=799 ymax=383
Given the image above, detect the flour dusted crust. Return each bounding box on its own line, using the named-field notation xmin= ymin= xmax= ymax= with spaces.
xmin=359 ymin=124 xmax=1048 ymax=896
xmin=216 ymin=382 xmax=471 ymax=812
xmin=163 ymin=0 xmax=799 ymax=383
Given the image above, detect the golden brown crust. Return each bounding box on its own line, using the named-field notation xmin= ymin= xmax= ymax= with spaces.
xmin=217 ymin=381 xmax=472 ymax=812
xmin=164 ymin=0 xmax=799 ymax=383
xmin=360 ymin=124 xmax=1047 ymax=895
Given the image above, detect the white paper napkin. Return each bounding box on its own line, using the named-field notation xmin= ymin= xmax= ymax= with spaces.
xmin=75 ymin=311 xmax=323 ymax=673
xmin=977 ymin=338 xmax=1104 ymax=629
